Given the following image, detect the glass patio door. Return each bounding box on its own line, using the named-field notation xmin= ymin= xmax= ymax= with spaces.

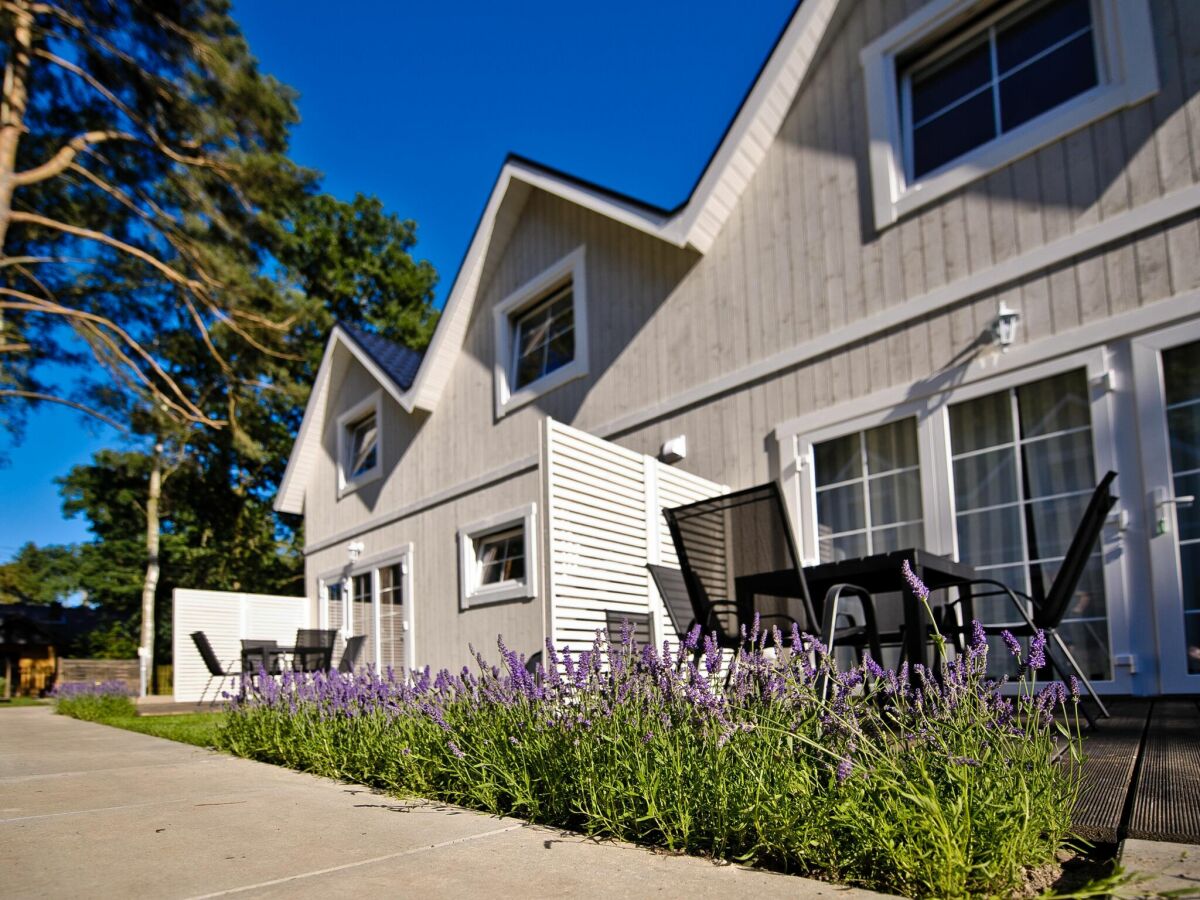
xmin=1133 ymin=326 xmax=1200 ymax=693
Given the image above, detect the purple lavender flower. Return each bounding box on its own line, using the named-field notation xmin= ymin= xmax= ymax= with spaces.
xmin=863 ymin=653 xmax=885 ymax=679
xmin=1000 ymin=630 xmax=1021 ymax=658
xmin=1069 ymin=675 xmax=1080 ymax=702
xmin=901 ymin=559 xmax=929 ymax=599
xmin=1028 ymin=630 xmax=1047 ymax=670
xmin=836 ymin=756 xmax=853 ymax=783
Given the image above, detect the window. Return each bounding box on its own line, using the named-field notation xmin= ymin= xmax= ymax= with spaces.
xmin=458 ymin=504 xmax=539 ymax=609
xmin=512 ymin=285 xmax=575 ymax=390
xmin=351 ymin=572 xmax=374 ymax=668
xmin=1161 ymin=343 xmax=1200 ymax=673
xmin=948 ymin=369 xmax=1110 ymax=679
xmin=812 ymin=419 xmax=925 ymax=561
xmin=493 ymin=247 xmax=589 ymax=417
xmin=787 ymin=352 xmax=1121 ymax=683
xmin=378 ymin=562 xmax=407 ymax=672
xmin=336 ymin=391 xmax=383 ymax=495
xmin=904 ymin=0 xmax=1098 ymax=180
xmin=862 ymin=0 xmax=1158 ymax=228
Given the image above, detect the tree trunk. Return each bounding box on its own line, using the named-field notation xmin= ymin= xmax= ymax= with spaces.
xmin=0 ymin=0 xmax=33 ymax=250
xmin=139 ymin=445 xmax=163 ymax=697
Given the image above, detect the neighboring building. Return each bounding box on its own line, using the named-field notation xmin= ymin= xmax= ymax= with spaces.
xmin=277 ymin=0 xmax=1200 ymax=695
xmin=0 ymin=603 xmax=97 ymax=696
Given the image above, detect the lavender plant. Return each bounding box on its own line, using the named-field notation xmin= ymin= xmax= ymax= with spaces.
xmin=220 ymin=564 xmax=1082 ymax=898
xmin=52 ymin=680 xmax=137 ymax=720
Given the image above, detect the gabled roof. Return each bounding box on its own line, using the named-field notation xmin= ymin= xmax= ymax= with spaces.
xmin=274 ymin=323 xmax=424 ymax=514
xmin=276 ymin=0 xmax=843 ymax=513
xmin=403 ymin=0 xmax=842 ymax=414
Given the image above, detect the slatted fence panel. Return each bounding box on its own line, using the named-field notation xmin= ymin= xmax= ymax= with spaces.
xmin=544 ymin=418 xmax=727 ymax=654
xmin=172 ymin=589 xmax=308 ymax=702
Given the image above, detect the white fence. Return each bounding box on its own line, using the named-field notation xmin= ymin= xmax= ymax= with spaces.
xmin=542 ymin=418 xmax=727 ymax=650
xmin=172 ymin=588 xmax=309 ymax=702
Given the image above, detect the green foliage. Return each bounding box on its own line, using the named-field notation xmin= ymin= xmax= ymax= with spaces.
xmin=220 ymin=632 xmax=1083 ymax=899
xmin=0 ymin=542 xmax=79 ymax=604
xmin=102 ymin=712 xmax=224 ymax=748
xmin=54 ymin=692 xmax=137 ymax=721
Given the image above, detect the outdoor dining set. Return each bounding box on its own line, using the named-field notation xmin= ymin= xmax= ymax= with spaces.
xmin=641 ymin=473 xmax=1117 ymax=724
xmin=190 ymin=628 xmax=365 ymax=702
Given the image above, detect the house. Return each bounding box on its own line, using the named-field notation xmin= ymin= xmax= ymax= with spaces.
xmin=276 ymin=0 xmax=1200 ymax=696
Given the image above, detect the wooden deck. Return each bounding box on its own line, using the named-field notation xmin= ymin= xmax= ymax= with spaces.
xmin=1073 ymin=697 xmax=1200 ymax=845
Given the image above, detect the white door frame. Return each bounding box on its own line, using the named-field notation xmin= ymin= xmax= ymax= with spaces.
xmin=1131 ymin=319 xmax=1200 ymax=694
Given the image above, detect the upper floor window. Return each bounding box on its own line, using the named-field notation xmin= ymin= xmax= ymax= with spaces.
xmin=903 ymin=0 xmax=1097 ymax=180
xmin=512 ymin=284 xmax=575 ymax=390
xmin=336 ymin=390 xmax=383 ymax=496
xmin=862 ymin=0 xmax=1158 ymax=229
xmin=493 ymin=246 xmax=589 ymax=418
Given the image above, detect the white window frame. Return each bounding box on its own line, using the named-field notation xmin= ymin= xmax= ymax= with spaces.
xmin=458 ymin=503 xmax=539 ymax=609
xmin=861 ymin=0 xmax=1158 ymax=230
xmin=780 ymin=346 xmax=1131 ymax=689
xmin=336 ymin=390 xmax=383 ymax=497
xmin=493 ymin=247 xmax=589 ymax=419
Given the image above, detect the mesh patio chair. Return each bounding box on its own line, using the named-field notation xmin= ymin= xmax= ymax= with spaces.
xmin=647 ymin=562 xmax=738 ymax=665
xmin=240 ymin=639 xmax=279 ymax=677
xmin=337 ymin=635 xmax=367 ymax=674
xmin=939 ymin=471 xmax=1117 ymax=722
xmin=293 ymin=628 xmax=337 ymax=672
xmin=604 ymin=609 xmax=654 ymax=648
xmin=663 ymin=483 xmax=883 ymax=671
xmin=191 ymin=631 xmax=239 ymax=704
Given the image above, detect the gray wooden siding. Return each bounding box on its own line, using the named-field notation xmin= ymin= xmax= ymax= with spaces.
xmin=299 ymin=0 xmax=1200 ymax=670
xmin=305 ymin=466 xmax=543 ymax=672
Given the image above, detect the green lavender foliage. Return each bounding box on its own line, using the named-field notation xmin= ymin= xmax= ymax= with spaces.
xmin=52 ymin=681 xmax=137 ymax=720
xmin=219 ymin=616 xmax=1082 ymax=899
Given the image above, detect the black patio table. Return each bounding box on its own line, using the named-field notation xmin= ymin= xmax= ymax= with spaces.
xmin=734 ymin=548 xmax=978 ymax=676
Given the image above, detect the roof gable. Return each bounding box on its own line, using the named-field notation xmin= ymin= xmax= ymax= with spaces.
xmin=403 ymin=0 xmax=842 ymax=415
xmin=274 ymin=324 xmax=423 ymax=514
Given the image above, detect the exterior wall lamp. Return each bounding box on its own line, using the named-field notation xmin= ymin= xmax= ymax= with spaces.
xmin=993 ymin=301 xmax=1021 ymax=351
xmin=347 ymin=540 xmax=364 ymax=563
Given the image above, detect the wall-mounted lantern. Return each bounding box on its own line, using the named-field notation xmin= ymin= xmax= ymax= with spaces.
xmin=992 ymin=301 xmax=1021 ymax=351
xmin=347 ymin=540 xmax=364 ymax=563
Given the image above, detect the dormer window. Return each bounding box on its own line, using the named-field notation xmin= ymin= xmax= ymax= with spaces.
xmin=512 ymin=284 xmax=575 ymax=390
xmin=336 ymin=390 xmax=383 ymax=496
xmin=862 ymin=0 xmax=1158 ymax=228
xmin=493 ymin=246 xmax=589 ymax=418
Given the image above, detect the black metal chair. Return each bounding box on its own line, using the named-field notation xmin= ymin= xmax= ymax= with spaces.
xmin=337 ymin=635 xmax=367 ymax=674
xmin=648 ymin=564 xmax=701 ymax=640
xmin=663 ymin=482 xmax=883 ymax=671
xmin=939 ymin=471 xmax=1117 ymax=720
xmin=240 ymin=639 xmax=279 ymax=677
xmin=604 ymin=609 xmax=654 ymax=647
xmin=191 ymin=631 xmax=239 ymax=703
xmin=294 ymin=628 xmax=337 ymax=672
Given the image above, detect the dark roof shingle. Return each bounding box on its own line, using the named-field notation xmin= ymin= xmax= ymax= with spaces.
xmin=339 ymin=323 xmax=424 ymax=391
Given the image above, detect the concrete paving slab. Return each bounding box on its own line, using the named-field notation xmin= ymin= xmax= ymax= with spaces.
xmin=1118 ymin=838 xmax=1200 ymax=898
xmin=0 ymin=708 xmax=894 ymax=899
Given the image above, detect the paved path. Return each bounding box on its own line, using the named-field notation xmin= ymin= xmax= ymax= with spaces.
xmin=0 ymin=708 xmax=887 ymax=899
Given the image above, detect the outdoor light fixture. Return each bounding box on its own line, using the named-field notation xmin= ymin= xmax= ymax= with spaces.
xmin=347 ymin=540 xmax=364 ymax=562
xmin=992 ymin=301 xmax=1021 ymax=351
xmin=658 ymin=434 xmax=687 ymax=464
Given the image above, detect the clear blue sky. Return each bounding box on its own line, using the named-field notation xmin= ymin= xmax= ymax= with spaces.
xmin=0 ymin=0 xmax=797 ymax=561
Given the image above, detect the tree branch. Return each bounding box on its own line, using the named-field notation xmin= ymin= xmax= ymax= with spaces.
xmin=12 ymin=129 xmax=132 ymax=186
xmin=0 ymin=390 xmax=128 ymax=431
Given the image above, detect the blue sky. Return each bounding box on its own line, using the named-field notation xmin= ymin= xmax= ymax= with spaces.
xmin=0 ymin=0 xmax=797 ymax=561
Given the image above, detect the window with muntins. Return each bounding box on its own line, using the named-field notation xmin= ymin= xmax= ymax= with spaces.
xmin=903 ymin=0 xmax=1097 ymax=180
xmin=813 ymin=419 xmax=925 ymax=562
xmin=949 ymin=368 xmax=1110 ymax=679
xmin=351 ymin=572 xmax=374 ymax=668
xmin=512 ymin=284 xmax=575 ymax=390
xmin=1162 ymin=342 xmax=1200 ymax=673
xmin=477 ymin=528 xmax=525 ymax=586
xmin=378 ymin=562 xmax=405 ymax=672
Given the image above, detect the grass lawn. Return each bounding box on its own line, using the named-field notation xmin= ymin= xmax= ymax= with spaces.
xmin=99 ymin=712 xmax=226 ymax=748
xmin=0 ymin=697 xmax=51 ymax=707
